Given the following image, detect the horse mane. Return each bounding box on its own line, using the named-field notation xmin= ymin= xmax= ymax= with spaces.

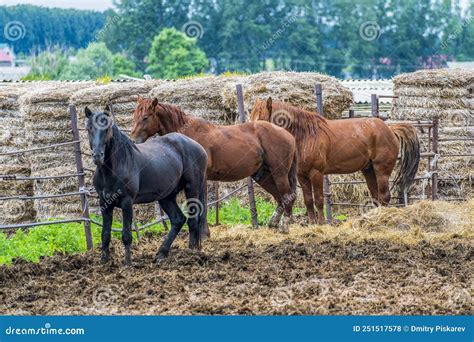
xmin=154 ymin=102 xmax=189 ymax=131
xmin=251 ymin=99 xmax=332 ymax=144
xmin=109 ymin=124 xmax=138 ymax=165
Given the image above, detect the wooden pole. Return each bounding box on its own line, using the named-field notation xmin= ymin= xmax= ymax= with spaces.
xmin=69 ymin=105 xmax=93 ymax=250
xmin=371 ymin=94 xmax=379 ymax=118
xmin=314 ymin=84 xmax=333 ymax=224
xmin=214 ymin=182 xmax=219 ymax=225
xmin=236 ymin=84 xmax=258 ymax=228
xmin=348 ymin=109 xmax=355 ymax=118
xmin=431 ymin=117 xmax=439 ymax=200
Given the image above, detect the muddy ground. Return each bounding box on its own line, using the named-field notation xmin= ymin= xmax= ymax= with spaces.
xmin=0 ymin=223 xmax=472 ymax=315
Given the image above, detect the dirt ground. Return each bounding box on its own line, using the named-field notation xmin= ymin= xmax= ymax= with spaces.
xmin=1 ymin=202 xmax=472 ymax=315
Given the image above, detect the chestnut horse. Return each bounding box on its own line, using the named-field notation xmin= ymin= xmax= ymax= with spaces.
xmin=250 ymin=98 xmax=420 ymax=224
xmin=130 ymin=97 xmax=298 ymax=232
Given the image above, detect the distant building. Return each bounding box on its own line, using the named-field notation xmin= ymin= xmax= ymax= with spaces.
xmin=0 ymin=44 xmax=30 ymax=80
xmin=0 ymin=44 xmax=15 ymax=67
xmin=447 ymin=61 xmax=474 ymax=70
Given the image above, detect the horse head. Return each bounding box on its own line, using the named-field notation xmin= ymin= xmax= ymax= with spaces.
xmin=85 ymin=106 xmax=113 ymax=166
xmin=130 ymin=96 xmax=162 ymax=143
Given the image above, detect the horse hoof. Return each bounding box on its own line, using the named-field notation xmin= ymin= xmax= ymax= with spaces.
xmin=156 ymin=251 xmax=168 ymax=261
xmin=100 ymin=255 xmax=110 ymax=264
xmin=123 ymin=259 xmax=132 ymax=267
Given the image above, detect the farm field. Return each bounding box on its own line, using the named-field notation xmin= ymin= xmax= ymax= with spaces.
xmin=1 ymin=200 xmax=472 ymax=316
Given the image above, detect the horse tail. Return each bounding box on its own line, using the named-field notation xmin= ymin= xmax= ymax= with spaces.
xmin=197 ymin=176 xmax=208 ymax=246
xmin=390 ymin=124 xmax=421 ymax=202
xmin=289 ymin=151 xmax=298 ymax=199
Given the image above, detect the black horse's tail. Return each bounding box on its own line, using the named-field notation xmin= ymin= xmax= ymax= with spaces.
xmin=197 ymin=177 xmax=209 ymax=246
xmin=390 ymin=124 xmax=421 ymax=202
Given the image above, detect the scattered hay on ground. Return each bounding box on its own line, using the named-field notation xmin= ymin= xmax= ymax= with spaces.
xmin=0 ymin=200 xmax=471 ymax=315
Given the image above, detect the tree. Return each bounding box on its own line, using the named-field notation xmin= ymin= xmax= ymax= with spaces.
xmin=112 ymin=53 xmax=140 ymax=78
xmin=60 ymin=43 xmax=114 ymax=80
xmin=146 ymin=28 xmax=208 ymax=79
xmin=22 ymin=46 xmax=69 ymax=80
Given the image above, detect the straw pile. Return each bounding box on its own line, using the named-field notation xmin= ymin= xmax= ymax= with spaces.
xmin=222 ymin=71 xmax=353 ymax=120
xmin=71 ymin=81 xmax=161 ymax=223
xmin=148 ymin=71 xmax=353 ymax=123
xmin=19 ymin=82 xmax=96 ymax=220
xmin=392 ymin=69 xmax=473 ymax=200
xmin=0 ymin=83 xmax=43 ymax=223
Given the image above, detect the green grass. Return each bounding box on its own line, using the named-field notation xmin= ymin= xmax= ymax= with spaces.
xmin=0 ymin=198 xmax=344 ymax=266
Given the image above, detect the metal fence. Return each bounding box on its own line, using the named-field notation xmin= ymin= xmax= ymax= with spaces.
xmin=0 ymin=83 xmax=471 ymax=249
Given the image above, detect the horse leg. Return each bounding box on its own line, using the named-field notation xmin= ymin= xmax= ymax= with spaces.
xmin=100 ymin=203 xmax=113 ymax=263
xmin=310 ymin=172 xmax=325 ymax=225
xmin=184 ymin=185 xmax=204 ymax=250
xmin=156 ymin=195 xmax=186 ymax=260
xmin=121 ymin=197 xmax=134 ymax=266
xmin=298 ymin=174 xmax=317 ymax=224
xmin=270 ymin=172 xmax=296 ymax=233
xmin=361 ymin=162 xmax=379 ymax=202
xmin=253 ymin=170 xmax=283 ymax=229
xmin=373 ymin=158 xmax=396 ymax=205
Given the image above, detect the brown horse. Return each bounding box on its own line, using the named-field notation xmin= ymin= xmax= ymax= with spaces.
xmin=130 ymin=97 xmax=298 ymax=232
xmin=250 ymin=98 xmax=420 ymax=224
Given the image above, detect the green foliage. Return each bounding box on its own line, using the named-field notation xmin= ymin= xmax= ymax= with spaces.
xmin=112 ymin=53 xmax=140 ymax=77
xmin=60 ymin=42 xmax=114 ymax=80
xmin=146 ymin=28 xmax=208 ymax=79
xmin=0 ymin=5 xmax=106 ymax=55
xmin=101 ymin=0 xmax=473 ymax=78
xmin=21 ymin=47 xmax=69 ymax=80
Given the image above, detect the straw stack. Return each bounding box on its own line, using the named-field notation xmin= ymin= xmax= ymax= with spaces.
xmin=0 ymin=83 xmax=44 ymax=223
xmin=392 ymin=69 xmax=473 ymax=199
xmin=19 ymin=82 xmax=96 ymax=220
xmin=71 ymin=81 xmax=161 ymax=223
xmin=148 ymin=71 xmax=353 ymax=123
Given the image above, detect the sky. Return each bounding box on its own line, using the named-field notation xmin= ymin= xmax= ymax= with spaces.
xmin=0 ymin=0 xmax=114 ymax=11
xmin=0 ymin=0 xmax=471 ymax=12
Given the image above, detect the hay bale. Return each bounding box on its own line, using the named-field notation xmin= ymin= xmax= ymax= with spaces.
xmin=71 ymin=81 xmax=161 ymax=223
xmin=222 ymin=71 xmax=353 ymax=120
xmin=0 ymin=83 xmax=44 ymax=224
xmin=148 ymin=72 xmax=352 ymax=123
xmin=19 ymin=82 xmax=96 ymax=220
xmin=391 ymin=69 xmax=474 ymax=200
xmin=149 ymin=76 xmax=244 ymax=123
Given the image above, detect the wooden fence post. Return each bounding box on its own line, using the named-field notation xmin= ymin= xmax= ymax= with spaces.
xmin=236 ymin=84 xmax=258 ymax=228
xmin=214 ymin=182 xmax=220 ymax=225
xmin=314 ymin=84 xmax=333 ymax=224
xmin=69 ymin=105 xmax=93 ymax=250
xmin=371 ymin=94 xmax=379 ymax=118
xmin=431 ymin=117 xmax=439 ymax=200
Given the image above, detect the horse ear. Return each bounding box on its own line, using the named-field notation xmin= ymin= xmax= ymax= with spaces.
xmin=85 ymin=106 xmax=92 ymax=118
xmin=137 ymin=95 xmax=143 ymax=103
xmin=103 ymin=104 xmax=111 ymax=116
xmin=152 ymin=98 xmax=159 ymax=107
xmin=266 ymin=97 xmax=273 ymax=114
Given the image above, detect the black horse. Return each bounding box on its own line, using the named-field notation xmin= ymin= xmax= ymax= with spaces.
xmin=85 ymin=106 xmax=208 ymax=265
